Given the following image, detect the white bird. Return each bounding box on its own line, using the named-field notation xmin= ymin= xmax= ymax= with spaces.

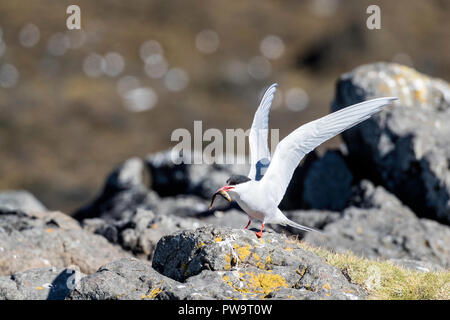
xmin=209 ymin=83 xmax=397 ymax=238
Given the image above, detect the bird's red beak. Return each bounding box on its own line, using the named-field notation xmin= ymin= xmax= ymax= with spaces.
xmin=216 ymin=185 xmax=235 ymax=194
xmin=209 ymin=185 xmax=234 ymax=209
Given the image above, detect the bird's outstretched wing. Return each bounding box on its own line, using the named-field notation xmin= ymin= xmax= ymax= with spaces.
xmin=260 ymin=97 xmax=398 ymax=206
xmin=248 ymin=83 xmax=277 ymax=181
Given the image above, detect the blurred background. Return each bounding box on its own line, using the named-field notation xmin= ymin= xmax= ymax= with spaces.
xmin=0 ymin=0 xmax=449 ymax=213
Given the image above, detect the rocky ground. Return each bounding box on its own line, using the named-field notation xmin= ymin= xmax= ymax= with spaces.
xmin=0 ymin=63 xmax=449 ymax=300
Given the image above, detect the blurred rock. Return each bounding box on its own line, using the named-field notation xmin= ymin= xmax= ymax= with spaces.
xmin=0 ymin=190 xmax=47 ymax=213
xmin=0 ymin=210 xmax=131 ymax=275
xmin=154 ymin=195 xmax=210 ymax=217
xmin=152 ymin=225 xmax=365 ymax=299
xmin=271 ymin=210 xmax=341 ymax=235
xmin=387 ymin=259 xmax=443 ymax=273
xmin=332 ymin=62 xmax=450 ymax=223
xmin=200 ymin=209 xmax=250 ymax=229
xmin=119 ymin=209 xmax=204 ymax=260
xmin=304 ymin=180 xmax=450 ymax=268
xmin=146 ymin=150 xmax=248 ymax=199
xmin=0 ymin=267 xmax=84 ymax=300
xmin=73 ymin=157 xmax=159 ymax=222
xmin=302 ymin=150 xmax=353 ymax=211
xmin=279 ymin=152 xmax=318 ymax=210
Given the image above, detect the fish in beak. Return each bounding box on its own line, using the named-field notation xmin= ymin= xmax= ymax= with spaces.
xmin=209 ymin=185 xmax=234 ymax=209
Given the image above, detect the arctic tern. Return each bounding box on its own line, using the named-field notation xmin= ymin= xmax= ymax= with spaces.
xmin=209 ymin=83 xmax=397 ymax=238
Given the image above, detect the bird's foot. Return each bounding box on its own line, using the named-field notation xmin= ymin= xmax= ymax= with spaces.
xmin=255 ymin=231 xmax=263 ymax=238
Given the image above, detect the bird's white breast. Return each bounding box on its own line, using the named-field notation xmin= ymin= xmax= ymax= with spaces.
xmin=232 ymin=181 xmax=276 ymax=222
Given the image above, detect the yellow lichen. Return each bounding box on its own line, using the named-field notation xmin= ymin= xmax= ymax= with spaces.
xmin=222 ymin=271 xmax=288 ymax=296
xmin=149 ymin=288 xmax=162 ymax=299
xmin=252 ymin=253 xmax=260 ymax=261
xmin=197 ymin=242 xmax=206 ymax=248
xmin=214 ymin=237 xmax=223 ymax=243
xmin=322 ymin=283 xmax=332 ymax=290
xmin=36 ymin=286 xmax=44 ymax=290
xmin=414 ymin=89 xmax=426 ymax=102
xmin=245 ymin=272 xmax=289 ymax=295
xmin=236 ymin=245 xmax=252 ymax=261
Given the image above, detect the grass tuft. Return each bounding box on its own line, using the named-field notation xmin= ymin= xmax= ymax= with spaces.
xmin=295 ymin=240 xmax=450 ymax=300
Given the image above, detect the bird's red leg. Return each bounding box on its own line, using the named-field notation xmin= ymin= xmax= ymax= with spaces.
xmin=255 ymin=223 xmax=264 ymax=238
xmin=244 ymin=220 xmax=251 ymax=230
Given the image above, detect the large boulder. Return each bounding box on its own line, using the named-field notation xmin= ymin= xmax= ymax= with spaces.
xmin=0 ymin=210 xmax=131 ymax=275
xmin=0 ymin=190 xmax=47 ymax=213
xmin=152 ymin=226 xmax=365 ymax=299
xmin=332 ymin=62 xmax=450 ymax=223
xmin=301 ymin=150 xmax=353 ymax=211
xmin=304 ymin=180 xmax=450 ymax=268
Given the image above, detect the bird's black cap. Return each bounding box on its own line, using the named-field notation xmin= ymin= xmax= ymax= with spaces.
xmin=226 ymin=174 xmax=251 ymax=185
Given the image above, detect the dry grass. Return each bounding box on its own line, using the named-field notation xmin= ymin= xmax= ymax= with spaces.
xmin=298 ymin=241 xmax=450 ymax=300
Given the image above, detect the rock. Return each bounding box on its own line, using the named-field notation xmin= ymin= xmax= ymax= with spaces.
xmin=0 ymin=210 xmax=131 ymax=275
xmin=302 ymin=150 xmax=353 ymax=211
xmin=83 ymin=208 xmax=205 ymax=260
xmin=69 ymin=258 xmax=177 ymax=300
xmin=146 ymin=150 xmax=249 ymax=199
xmin=119 ymin=209 xmax=204 ymax=260
xmin=200 ymin=209 xmax=250 ymax=229
xmin=332 ymin=62 xmax=450 ymax=223
xmin=73 ymin=158 xmax=217 ymax=259
xmin=304 ymin=180 xmax=450 ymax=268
xmin=73 ymin=157 xmax=159 ymax=222
xmin=279 ymin=152 xmax=318 ymax=210
xmin=154 ymin=195 xmax=210 ymax=218
xmin=152 ymin=226 xmax=365 ymax=299
xmin=68 ymin=257 xmax=250 ymax=300
xmin=271 ymin=210 xmax=341 ymax=235
xmin=0 ymin=277 xmax=23 ymax=300
xmin=0 ymin=267 xmax=84 ymax=300
xmin=0 ymin=190 xmax=47 ymax=213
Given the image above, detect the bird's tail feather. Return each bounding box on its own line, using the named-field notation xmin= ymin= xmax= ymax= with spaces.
xmin=284 ymin=217 xmax=322 ymax=234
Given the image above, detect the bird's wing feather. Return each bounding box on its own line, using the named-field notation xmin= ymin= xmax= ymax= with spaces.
xmin=248 ymin=83 xmax=277 ymax=181
xmin=260 ymin=97 xmax=398 ymax=205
